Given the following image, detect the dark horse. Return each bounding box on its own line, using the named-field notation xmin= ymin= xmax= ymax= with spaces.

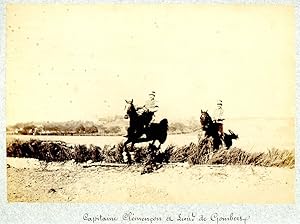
xmin=124 ymin=99 xmax=168 ymax=164
xmin=200 ymin=110 xmax=223 ymax=150
xmin=200 ymin=110 xmax=239 ymax=150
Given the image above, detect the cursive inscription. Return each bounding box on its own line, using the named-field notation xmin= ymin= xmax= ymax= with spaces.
xmin=211 ymin=213 xmax=250 ymax=224
xmin=82 ymin=212 xmax=250 ymax=224
xmin=83 ymin=213 xmax=118 ymax=223
xmin=122 ymin=212 xmax=162 ymax=223
xmin=177 ymin=213 xmax=196 ymax=222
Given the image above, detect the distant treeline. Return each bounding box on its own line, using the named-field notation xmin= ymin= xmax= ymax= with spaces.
xmin=7 ymin=121 xmax=123 ymax=136
xmin=7 ymin=117 xmax=200 ymax=136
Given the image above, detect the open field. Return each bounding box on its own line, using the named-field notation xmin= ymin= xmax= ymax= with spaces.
xmin=6 ymin=138 xmax=295 ymax=203
xmin=6 ymin=118 xmax=295 ymax=203
xmin=7 ymin=157 xmax=294 ymax=203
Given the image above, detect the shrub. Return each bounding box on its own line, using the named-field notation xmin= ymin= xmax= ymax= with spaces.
xmin=6 ymin=139 xmax=295 ymax=168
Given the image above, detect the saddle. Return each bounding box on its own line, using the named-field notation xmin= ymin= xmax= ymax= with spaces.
xmin=140 ymin=111 xmax=154 ymax=129
xmin=125 ymin=111 xmax=154 ymax=137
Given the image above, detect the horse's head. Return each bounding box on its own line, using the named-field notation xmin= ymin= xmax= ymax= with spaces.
xmin=200 ymin=110 xmax=212 ymax=127
xmin=124 ymin=99 xmax=136 ymax=119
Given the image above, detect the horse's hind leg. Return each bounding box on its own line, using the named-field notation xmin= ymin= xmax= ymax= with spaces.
xmin=151 ymin=139 xmax=156 ymax=145
xmin=158 ymin=143 xmax=161 ymax=149
xmin=127 ymin=141 xmax=137 ymax=164
xmin=141 ymin=144 xmax=155 ymax=175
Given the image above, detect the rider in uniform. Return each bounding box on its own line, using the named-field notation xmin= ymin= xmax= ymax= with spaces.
xmin=138 ymin=91 xmax=159 ymax=128
xmin=124 ymin=91 xmax=159 ymax=138
xmin=213 ymin=100 xmax=224 ymax=138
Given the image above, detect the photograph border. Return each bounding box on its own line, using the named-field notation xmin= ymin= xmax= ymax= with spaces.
xmin=0 ymin=0 xmax=299 ymax=223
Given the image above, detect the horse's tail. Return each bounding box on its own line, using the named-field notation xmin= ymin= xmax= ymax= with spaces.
xmin=157 ymin=118 xmax=168 ymax=144
xmin=228 ymin=129 xmax=239 ymax=139
xmin=159 ymin=118 xmax=168 ymax=131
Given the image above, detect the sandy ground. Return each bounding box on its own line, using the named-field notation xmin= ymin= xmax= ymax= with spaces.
xmin=7 ymin=157 xmax=294 ymax=203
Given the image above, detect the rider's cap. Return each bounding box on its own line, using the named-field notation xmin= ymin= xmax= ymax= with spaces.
xmin=149 ymin=91 xmax=156 ymax=96
xmin=217 ymin=100 xmax=222 ymax=106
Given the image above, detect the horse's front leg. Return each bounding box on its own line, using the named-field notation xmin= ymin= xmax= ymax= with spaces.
xmin=131 ymin=141 xmax=135 ymax=151
xmin=123 ymin=140 xmax=132 ymax=165
xmin=213 ymin=136 xmax=222 ymax=151
xmin=218 ymin=133 xmax=225 ymax=148
xmin=127 ymin=141 xmax=136 ymax=163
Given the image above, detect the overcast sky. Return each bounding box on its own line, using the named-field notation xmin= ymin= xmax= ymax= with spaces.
xmin=6 ymin=4 xmax=295 ymax=124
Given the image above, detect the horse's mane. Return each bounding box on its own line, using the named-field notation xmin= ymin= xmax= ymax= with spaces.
xmin=126 ymin=100 xmax=137 ymax=115
xmin=200 ymin=111 xmax=213 ymax=126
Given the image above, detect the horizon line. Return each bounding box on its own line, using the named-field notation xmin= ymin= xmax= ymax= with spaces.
xmin=6 ymin=115 xmax=295 ymax=126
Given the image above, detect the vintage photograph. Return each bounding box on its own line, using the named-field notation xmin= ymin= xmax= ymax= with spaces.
xmin=6 ymin=4 xmax=295 ymax=203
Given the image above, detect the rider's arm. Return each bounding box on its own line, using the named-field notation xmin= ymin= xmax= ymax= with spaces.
xmin=136 ymin=105 xmax=146 ymax=110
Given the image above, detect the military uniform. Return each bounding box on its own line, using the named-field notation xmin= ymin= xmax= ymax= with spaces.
xmin=139 ymin=91 xmax=158 ymax=123
xmin=213 ymin=100 xmax=224 ymax=136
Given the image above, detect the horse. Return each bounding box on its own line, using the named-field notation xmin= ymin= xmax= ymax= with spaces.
xmin=224 ymin=129 xmax=239 ymax=149
xmin=123 ymin=99 xmax=168 ymax=164
xmin=199 ymin=110 xmax=223 ymax=150
xmin=123 ymin=99 xmax=154 ymax=139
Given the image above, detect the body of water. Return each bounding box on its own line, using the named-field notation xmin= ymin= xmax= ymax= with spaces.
xmin=7 ymin=118 xmax=294 ymax=152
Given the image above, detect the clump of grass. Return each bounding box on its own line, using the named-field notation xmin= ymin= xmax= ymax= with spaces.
xmin=7 ymin=139 xmax=72 ymax=162
xmin=186 ymin=140 xmax=295 ymax=168
xmin=257 ymin=148 xmax=295 ymax=168
xmin=156 ymin=145 xmax=173 ymax=164
xmin=169 ymin=144 xmax=191 ymax=163
xmin=102 ymin=142 xmax=124 ymax=163
xmin=132 ymin=145 xmax=149 ymax=163
xmin=188 ymin=139 xmax=214 ymax=165
xmin=73 ymin=144 xmax=99 ymax=163
xmin=88 ymin=144 xmax=103 ymax=162
xmin=6 ymin=139 xmax=104 ymax=163
xmin=205 ymin=147 xmax=295 ymax=168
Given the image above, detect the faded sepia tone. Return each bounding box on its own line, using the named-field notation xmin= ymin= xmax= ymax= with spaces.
xmin=6 ymin=4 xmax=295 ymax=203
xmin=6 ymin=4 xmax=295 ymax=123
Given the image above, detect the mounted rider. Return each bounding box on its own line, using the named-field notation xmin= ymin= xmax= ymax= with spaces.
xmin=213 ymin=100 xmax=225 ymax=138
xmin=137 ymin=91 xmax=159 ymax=128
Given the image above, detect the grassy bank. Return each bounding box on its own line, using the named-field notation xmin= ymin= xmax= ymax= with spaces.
xmin=6 ymin=139 xmax=294 ymax=168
